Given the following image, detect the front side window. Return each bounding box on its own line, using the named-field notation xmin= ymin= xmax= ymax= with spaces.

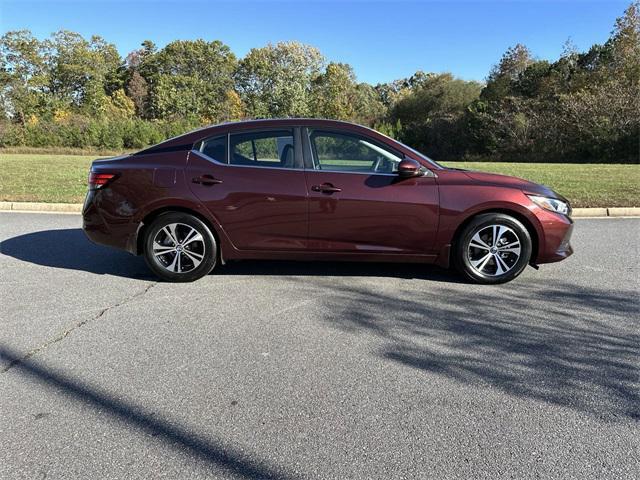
xmin=309 ymin=130 xmax=402 ymax=174
xmin=229 ymin=130 xmax=296 ymax=169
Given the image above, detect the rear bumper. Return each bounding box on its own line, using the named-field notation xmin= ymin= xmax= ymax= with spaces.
xmin=535 ymin=210 xmax=574 ymax=264
xmin=82 ymin=191 xmax=139 ymax=254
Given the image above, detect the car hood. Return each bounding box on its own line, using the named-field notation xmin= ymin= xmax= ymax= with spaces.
xmin=461 ymin=170 xmax=559 ymax=198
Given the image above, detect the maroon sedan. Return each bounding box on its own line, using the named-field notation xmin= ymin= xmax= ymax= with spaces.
xmin=83 ymin=119 xmax=573 ymax=283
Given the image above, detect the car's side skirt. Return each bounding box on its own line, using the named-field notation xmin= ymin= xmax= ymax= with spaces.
xmin=222 ymin=249 xmax=437 ymax=264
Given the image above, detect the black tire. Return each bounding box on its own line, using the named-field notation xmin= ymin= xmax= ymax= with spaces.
xmin=454 ymin=213 xmax=532 ymax=284
xmin=143 ymin=212 xmax=217 ymax=282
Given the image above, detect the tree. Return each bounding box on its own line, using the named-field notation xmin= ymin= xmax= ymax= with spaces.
xmin=107 ymin=88 xmax=135 ymax=118
xmin=123 ymin=40 xmax=157 ymax=118
xmin=235 ymin=42 xmax=324 ymax=118
xmin=482 ymin=44 xmax=534 ymax=101
xmin=374 ymin=78 xmax=411 ymax=109
xmin=310 ymin=62 xmax=357 ymax=120
xmin=44 ymin=30 xmax=122 ymax=116
xmin=0 ymin=30 xmax=49 ymax=122
xmin=129 ymin=40 xmax=157 ymax=79
xmin=353 ymin=83 xmax=386 ymax=126
xmin=558 ymin=80 xmax=639 ymax=161
xmin=126 ymin=71 xmax=148 ymax=117
xmin=309 ymin=63 xmax=387 ymax=125
xmin=143 ymin=39 xmax=237 ymax=121
xmin=608 ymin=1 xmax=640 ymax=83
xmin=219 ymin=89 xmax=245 ymax=122
xmin=391 ymin=73 xmax=482 ymax=158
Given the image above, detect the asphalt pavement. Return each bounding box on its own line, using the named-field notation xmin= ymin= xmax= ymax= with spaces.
xmin=1 ymin=212 xmax=638 ymax=479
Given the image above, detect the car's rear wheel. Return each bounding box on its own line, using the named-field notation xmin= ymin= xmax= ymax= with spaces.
xmin=454 ymin=213 xmax=532 ymax=284
xmin=143 ymin=212 xmax=216 ymax=282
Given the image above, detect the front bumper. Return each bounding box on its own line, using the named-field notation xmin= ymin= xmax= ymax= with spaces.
xmin=535 ymin=209 xmax=574 ymax=264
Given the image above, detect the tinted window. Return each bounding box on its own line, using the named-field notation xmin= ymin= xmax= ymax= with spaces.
xmin=198 ymin=135 xmax=227 ymax=163
xmin=309 ymin=130 xmax=402 ymax=174
xmin=230 ymin=130 xmax=297 ymax=169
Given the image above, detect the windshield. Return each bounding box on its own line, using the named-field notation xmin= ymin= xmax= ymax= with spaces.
xmin=401 ymin=144 xmax=444 ymax=169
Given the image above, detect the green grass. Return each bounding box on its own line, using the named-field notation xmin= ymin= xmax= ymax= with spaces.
xmin=0 ymin=154 xmax=98 ymax=203
xmin=0 ymin=153 xmax=638 ymax=207
xmin=440 ymin=162 xmax=640 ymax=208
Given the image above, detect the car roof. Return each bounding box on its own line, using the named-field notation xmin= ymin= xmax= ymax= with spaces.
xmin=139 ymin=118 xmax=389 ymax=154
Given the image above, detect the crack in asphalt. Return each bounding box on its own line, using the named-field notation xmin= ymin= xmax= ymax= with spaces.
xmin=1 ymin=282 xmax=157 ymax=373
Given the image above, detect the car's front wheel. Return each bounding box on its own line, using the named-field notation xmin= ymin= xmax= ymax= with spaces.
xmin=143 ymin=212 xmax=217 ymax=282
xmin=454 ymin=213 xmax=532 ymax=284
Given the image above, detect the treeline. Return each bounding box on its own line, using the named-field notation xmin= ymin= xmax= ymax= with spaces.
xmin=1 ymin=2 xmax=638 ymax=162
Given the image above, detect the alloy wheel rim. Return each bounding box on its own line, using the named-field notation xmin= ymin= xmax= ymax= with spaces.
xmin=152 ymin=223 xmax=205 ymax=274
xmin=467 ymin=224 xmax=521 ymax=277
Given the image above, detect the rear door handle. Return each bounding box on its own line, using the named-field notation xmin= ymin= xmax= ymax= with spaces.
xmin=311 ymin=183 xmax=342 ymax=194
xmin=192 ymin=175 xmax=222 ymax=186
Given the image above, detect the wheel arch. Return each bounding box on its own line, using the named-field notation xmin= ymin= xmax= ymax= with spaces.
xmin=135 ymin=206 xmax=223 ymax=261
xmin=449 ymin=207 xmax=541 ymax=266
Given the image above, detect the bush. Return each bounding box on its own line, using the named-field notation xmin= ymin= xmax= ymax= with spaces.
xmin=0 ymin=116 xmax=203 ymax=152
xmin=0 ymin=121 xmax=26 ymax=147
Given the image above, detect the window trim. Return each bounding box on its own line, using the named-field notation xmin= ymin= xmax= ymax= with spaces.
xmin=193 ymin=127 xmax=304 ymax=171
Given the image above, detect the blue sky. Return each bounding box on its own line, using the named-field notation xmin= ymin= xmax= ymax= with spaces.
xmin=0 ymin=0 xmax=630 ymax=84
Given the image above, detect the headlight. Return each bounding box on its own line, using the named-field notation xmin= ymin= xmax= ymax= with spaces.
xmin=527 ymin=195 xmax=570 ymax=216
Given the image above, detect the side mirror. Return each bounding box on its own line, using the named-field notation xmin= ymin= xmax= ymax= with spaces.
xmin=397 ymin=158 xmax=422 ymax=178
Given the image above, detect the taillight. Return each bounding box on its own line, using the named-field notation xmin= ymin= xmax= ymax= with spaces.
xmin=88 ymin=171 xmax=117 ymax=189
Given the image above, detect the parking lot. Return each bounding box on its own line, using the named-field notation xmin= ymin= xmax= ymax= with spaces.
xmin=1 ymin=212 xmax=638 ymax=479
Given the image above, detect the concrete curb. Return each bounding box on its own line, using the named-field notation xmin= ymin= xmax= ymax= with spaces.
xmin=0 ymin=202 xmax=638 ymax=217
xmin=571 ymin=208 xmax=608 ymax=217
xmin=606 ymin=207 xmax=640 ymax=217
xmin=572 ymin=207 xmax=640 ymax=217
xmin=0 ymin=202 xmax=83 ymax=213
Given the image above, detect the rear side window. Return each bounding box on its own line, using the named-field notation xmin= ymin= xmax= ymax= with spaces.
xmin=198 ymin=135 xmax=227 ymax=163
xmin=230 ymin=130 xmax=297 ymax=169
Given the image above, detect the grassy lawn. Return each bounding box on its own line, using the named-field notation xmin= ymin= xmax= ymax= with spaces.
xmin=0 ymin=153 xmax=638 ymax=207
xmin=0 ymin=154 xmax=97 ymax=203
xmin=441 ymin=162 xmax=640 ymax=208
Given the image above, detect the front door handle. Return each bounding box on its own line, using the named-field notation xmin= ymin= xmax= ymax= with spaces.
xmin=311 ymin=183 xmax=342 ymax=194
xmin=192 ymin=174 xmax=222 ymax=186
